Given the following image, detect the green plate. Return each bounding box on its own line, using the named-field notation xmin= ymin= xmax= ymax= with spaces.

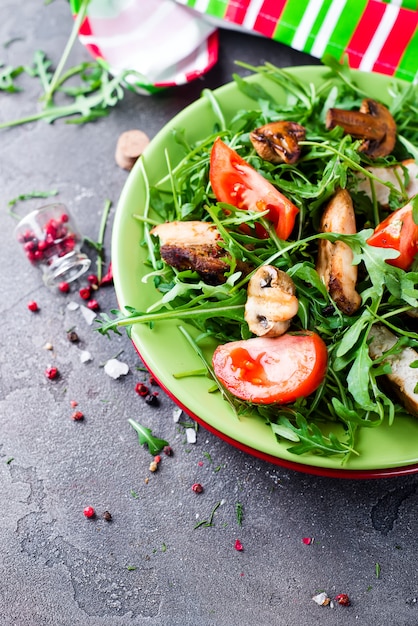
xmin=112 ymin=66 xmax=418 ymax=477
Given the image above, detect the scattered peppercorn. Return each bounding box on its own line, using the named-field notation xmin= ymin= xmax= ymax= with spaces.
xmin=154 ymin=455 xmax=161 ymax=464
xmin=58 ymin=281 xmax=70 ymax=293
xmin=70 ymin=400 xmax=78 ymax=408
xmin=163 ymin=446 xmax=173 ymax=456
xmin=83 ymin=506 xmax=95 ymax=518
xmin=149 ymin=461 xmax=158 ymax=472
xmin=102 ymin=511 xmax=112 ymax=522
xmin=87 ymin=274 xmax=99 ymax=286
xmin=145 ymin=392 xmax=159 ymax=406
xmin=335 ymin=594 xmax=350 ymax=606
xmin=191 ymin=483 xmax=203 ymax=493
xmin=87 ymin=299 xmax=100 ymax=311
xmin=135 ymin=383 xmax=149 ymax=397
xmin=45 ymin=366 xmax=59 ymax=380
xmin=149 ymin=376 xmax=159 ymax=386
xmin=27 ymin=300 xmax=39 ymax=312
xmin=67 ymin=330 xmax=79 ymax=343
xmin=79 ymin=286 xmax=91 ymax=300
xmin=71 ymin=410 xmax=84 ymax=421
xmin=234 ymin=539 xmax=244 ymax=551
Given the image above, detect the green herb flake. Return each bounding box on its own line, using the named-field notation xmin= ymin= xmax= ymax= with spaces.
xmin=127 ymin=565 xmax=137 ymax=571
xmin=6 ymin=457 xmax=14 ymax=465
xmin=235 ymin=502 xmax=243 ymax=527
xmin=375 ymin=562 xmax=381 ymax=578
xmin=194 ymin=501 xmax=221 ymax=529
xmin=128 ymin=419 xmax=169 ymax=456
xmin=130 ymin=489 xmax=139 ymax=499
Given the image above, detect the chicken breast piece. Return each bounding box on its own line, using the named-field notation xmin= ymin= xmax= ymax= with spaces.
xmin=368 ymin=324 xmax=418 ymax=417
xmin=356 ymin=159 xmax=418 ymax=207
xmin=316 ymin=189 xmax=362 ymax=315
xmin=151 ymin=221 xmax=251 ymax=285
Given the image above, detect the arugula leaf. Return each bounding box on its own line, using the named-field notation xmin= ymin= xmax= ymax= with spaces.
xmin=128 ymin=419 xmax=169 ymax=456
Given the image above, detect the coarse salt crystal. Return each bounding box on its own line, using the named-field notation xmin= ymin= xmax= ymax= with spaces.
xmin=104 ymin=358 xmax=129 ymax=379
xmin=312 ymin=592 xmax=330 ymax=606
xmin=185 ymin=428 xmax=197 ymax=444
xmin=79 ymin=349 xmax=92 ymax=363
xmin=67 ymin=301 xmax=79 ymax=311
xmin=172 ymin=407 xmax=183 ymax=423
xmin=80 ymin=304 xmax=97 ymax=325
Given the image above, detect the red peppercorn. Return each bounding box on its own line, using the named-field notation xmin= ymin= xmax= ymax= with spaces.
xmin=191 ymin=483 xmax=203 ymax=493
xmin=163 ymin=446 xmax=173 ymax=456
xmin=45 ymin=366 xmax=59 ymax=380
xmin=335 ymin=594 xmax=350 ymax=606
xmin=70 ymin=400 xmax=78 ymax=408
xmin=154 ymin=455 xmax=161 ymax=464
xmin=58 ymin=281 xmax=70 ymax=293
xmin=27 ymin=300 xmax=39 ymax=312
xmin=135 ymin=382 xmax=149 ymax=397
xmin=87 ymin=274 xmax=99 ymax=286
xmin=234 ymin=539 xmax=243 ymax=551
xmin=83 ymin=506 xmax=95 ymax=519
xmin=145 ymin=392 xmax=159 ymax=406
xmin=149 ymin=376 xmax=159 ymax=386
xmin=79 ymin=286 xmax=91 ymax=300
xmin=71 ymin=411 xmax=84 ymax=421
xmin=87 ymin=299 xmax=100 ymax=311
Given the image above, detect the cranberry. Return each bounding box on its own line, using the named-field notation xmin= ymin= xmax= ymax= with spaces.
xmin=45 ymin=366 xmax=59 ymax=380
xmin=87 ymin=299 xmax=99 ymax=311
xmin=191 ymin=483 xmax=203 ymax=493
xmin=58 ymin=281 xmax=70 ymax=293
xmin=79 ymin=286 xmax=91 ymax=300
xmin=135 ymin=383 xmax=149 ymax=397
xmin=27 ymin=300 xmax=39 ymax=312
xmin=71 ymin=411 xmax=84 ymax=421
xmin=83 ymin=506 xmax=95 ymax=519
xmin=335 ymin=594 xmax=350 ymax=606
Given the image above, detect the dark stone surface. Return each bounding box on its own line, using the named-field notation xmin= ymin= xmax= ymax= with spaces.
xmin=1 ymin=2 xmax=417 ymax=625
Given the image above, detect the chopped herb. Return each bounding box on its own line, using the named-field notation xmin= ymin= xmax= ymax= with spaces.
xmin=130 ymin=489 xmax=139 ymax=499
xmin=128 ymin=419 xmax=169 ymax=456
xmin=161 ymin=543 xmax=167 ymax=552
xmin=203 ymin=452 xmax=213 ymax=464
xmin=235 ymin=502 xmax=243 ymax=527
xmin=6 ymin=457 xmax=14 ymax=465
xmin=375 ymin=562 xmax=381 ymax=578
xmin=194 ymin=501 xmax=221 ymax=529
xmin=126 ymin=565 xmax=137 ymax=571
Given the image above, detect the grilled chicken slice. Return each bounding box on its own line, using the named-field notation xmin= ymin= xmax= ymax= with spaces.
xmin=316 ymin=189 xmax=362 ymax=316
xmin=368 ymin=324 xmax=418 ymax=417
xmin=150 ymin=221 xmax=251 ymax=285
xmin=244 ymin=265 xmax=298 ymax=337
xmin=356 ymin=159 xmax=418 ymax=207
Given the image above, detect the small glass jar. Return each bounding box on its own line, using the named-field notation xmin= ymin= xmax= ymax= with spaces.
xmin=15 ymin=203 xmax=91 ymax=287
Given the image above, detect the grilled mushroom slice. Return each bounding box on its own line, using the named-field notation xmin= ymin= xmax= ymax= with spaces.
xmin=316 ymin=188 xmax=361 ymax=316
xmin=150 ymin=221 xmax=251 ymax=285
xmin=368 ymin=324 xmax=418 ymax=417
xmin=326 ymin=98 xmax=396 ymax=158
xmin=244 ymin=265 xmax=298 ymax=337
xmin=250 ymin=121 xmax=306 ymax=164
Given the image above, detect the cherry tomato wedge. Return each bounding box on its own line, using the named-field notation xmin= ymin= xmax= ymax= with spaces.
xmin=212 ymin=331 xmax=328 ymax=405
xmin=209 ymin=138 xmax=299 ymax=240
xmin=366 ymin=202 xmax=418 ymax=270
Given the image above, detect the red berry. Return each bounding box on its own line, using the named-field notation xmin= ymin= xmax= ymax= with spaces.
xmin=335 ymin=594 xmax=350 ymax=606
xmin=83 ymin=506 xmax=95 ymax=519
xmin=70 ymin=400 xmax=78 ymax=408
xmin=79 ymin=286 xmax=91 ymax=300
xmin=234 ymin=539 xmax=244 ymax=551
xmin=60 ymin=213 xmax=69 ymax=223
xmin=45 ymin=366 xmax=59 ymax=380
xmin=191 ymin=483 xmax=203 ymax=493
xmin=163 ymin=446 xmax=173 ymax=456
xmin=58 ymin=281 xmax=70 ymax=293
xmin=87 ymin=299 xmax=99 ymax=311
xmin=154 ymin=455 xmax=161 ymax=464
xmin=27 ymin=300 xmax=39 ymax=312
xmin=71 ymin=411 xmax=84 ymax=421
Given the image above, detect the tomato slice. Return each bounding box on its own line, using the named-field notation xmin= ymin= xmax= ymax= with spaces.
xmin=212 ymin=331 xmax=328 ymax=405
xmin=209 ymin=138 xmax=299 ymax=240
xmin=366 ymin=202 xmax=418 ymax=270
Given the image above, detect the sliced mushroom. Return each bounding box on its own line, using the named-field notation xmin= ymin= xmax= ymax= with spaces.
xmin=326 ymin=98 xmax=396 ymax=158
xmin=244 ymin=265 xmax=299 ymax=337
xmin=250 ymin=121 xmax=306 ymax=164
xmin=368 ymin=323 xmax=418 ymax=417
xmin=355 ymin=159 xmax=418 ymax=207
xmin=316 ymin=189 xmax=362 ymax=316
xmin=150 ymin=221 xmax=252 ymax=285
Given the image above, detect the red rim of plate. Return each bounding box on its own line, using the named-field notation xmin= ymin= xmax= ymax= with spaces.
xmin=131 ymin=340 xmax=418 ymax=480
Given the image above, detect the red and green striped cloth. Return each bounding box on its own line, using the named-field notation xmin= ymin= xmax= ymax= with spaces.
xmin=176 ymin=0 xmax=417 ymax=82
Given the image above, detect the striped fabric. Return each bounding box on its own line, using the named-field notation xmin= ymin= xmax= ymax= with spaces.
xmin=177 ymin=0 xmax=418 ymax=82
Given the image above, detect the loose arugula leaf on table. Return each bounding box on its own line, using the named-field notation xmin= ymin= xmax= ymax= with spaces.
xmin=128 ymin=419 xmax=169 ymax=456
xmin=0 ymin=62 xmax=24 ymax=92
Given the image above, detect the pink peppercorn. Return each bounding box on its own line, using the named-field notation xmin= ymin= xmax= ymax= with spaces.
xmin=163 ymin=446 xmax=173 ymax=456
xmin=83 ymin=506 xmax=95 ymax=519
xmin=45 ymin=366 xmax=59 ymax=380
xmin=79 ymin=286 xmax=91 ymax=300
xmin=234 ymin=540 xmax=244 ymax=551
xmin=191 ymin=483 xmax=203 ymax=493
xmin=335 ymin=594 xmax=350 ymax=606
xmin=135 ymin=383 xmax=149 ymax=397
xmin=87 ymin=274 xmax=99 ymax=286
xmin=58 ymin=281 xmax=70 ymax=293
xmin=71 ymin=411 xmax=84 ymax=421
xmin=27 ymin=300 xmax=39 ymax=312
xmin=87 ymin=299 xmax=100 ymax=311
xmin=154 ymin=455 xmax=161 ymax=464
